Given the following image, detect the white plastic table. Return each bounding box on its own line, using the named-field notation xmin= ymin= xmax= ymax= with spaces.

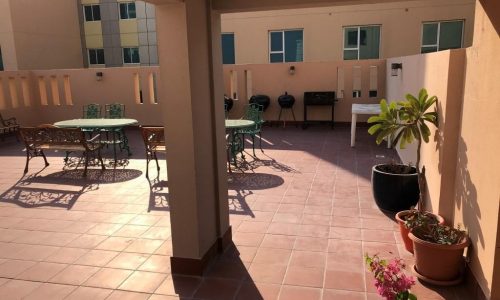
xmin=351 ymin=104 xmax=382 ymax=147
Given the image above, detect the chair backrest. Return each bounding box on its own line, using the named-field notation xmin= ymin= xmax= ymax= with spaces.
xmin=243 ymin=103 xmax=264 ymax=130
xmin=105 ymin=103 xmax=125 ymax=119
xmin=83 ymin=104 xmax=101 ymax=119
xmin=20 ymin=127 xmax=85 ymax=147
xmin=140 ymin=126 xmax=165 ymax=150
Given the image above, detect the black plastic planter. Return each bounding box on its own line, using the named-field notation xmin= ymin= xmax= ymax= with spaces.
xmin=371 ymin=164 xmax=419 ymax=212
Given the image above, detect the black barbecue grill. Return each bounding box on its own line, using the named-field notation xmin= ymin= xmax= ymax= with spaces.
xmin=302 ymin=91 xmax=337 ymax=129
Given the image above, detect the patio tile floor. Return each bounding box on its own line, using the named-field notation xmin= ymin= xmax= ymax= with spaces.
xmin=0 ymin=126 xmax=474 ymax=299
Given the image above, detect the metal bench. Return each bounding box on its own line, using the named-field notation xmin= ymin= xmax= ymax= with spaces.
xmin=19 ymin=126 xmax=105 ymax=177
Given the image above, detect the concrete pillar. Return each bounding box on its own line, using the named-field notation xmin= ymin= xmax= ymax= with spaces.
xmin=155 ymin=0 xmax=230 ymax=275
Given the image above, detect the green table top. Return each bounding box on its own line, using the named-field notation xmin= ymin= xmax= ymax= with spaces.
xmin=225 ymin=119 xmax=255 ymax=129
xmin=54 ymin=118 xmax=139 ymax=128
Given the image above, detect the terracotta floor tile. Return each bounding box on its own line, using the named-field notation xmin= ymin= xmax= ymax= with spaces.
xmin=278 ymin=204 xmax=305 ymax=214
xmin=24 ymin=283 xmax=77 ymax=300
xmin=0 ymin=259 xmax=37 ymax=278
xmin=324 ymin=270 xmax=365 ymax=292
xmin=154 ymin=275 xmax=202 ymax=297
xmin=75 ymin=249 xmax=119 ymax=266
xmin=301 ymin=214 xmax=331 ymax=226
xmin=14 ymin=244 xmax=60 ymax=261
xmin=44 ymin=247 xmax=89 ymax=264
xmin=114 ymin=224 xmax=151 ymax=238
xmin=49 ymin=265 xmax=100 ymax=285
xmin=329 ymin=227 xmax=362 ymax=240
xmin=192 ymin=278 xmax=240 ymax=300
xmin=328 ymin=239 xmax=362 ymax=255
xmin=16 ymin=261 xmax=67 ymax=281
xmin=297 ymin=224 xmax=330 ymax=238
xmin=323 ymin=288 xmax=366 ymax=300
xmin=267 ymin=223 xmax=299 ymax=236
xmin=260 ymin=234 xmax=296 ymax=249
xmin=67 ymin=234 xmax=108 ymax=249
xmin=118 ymin=270 xmax=167 ymax=293
xmin=361 ymin=229 xmax=396 ymax=243
xmin=124 ymin=238 xmax=164 ymax=254
xmin=86 ymin=223 xmax=124 ymax=235
xmin=129 ymin=215 xmax=162 ymax=226
xmin=294 ymin=236 xmax=328 ymax=252
xmin=303 ymin=205 xmax=332 ymax=216
xmin=326 ymin=252 xmax=363 ymax=271
xmin=362 ymin=241 xmax=399 ymax=259
xmin=65 ymin=286 xmax=113 ymax=300
xmin=235 ymin=282 xmax=281 ymax=300
xmin=283 ymin=266 xmax=324 ymax=287
xmin=84 ymin=267 xmax=133 ymax=289
xmin=253 ymin=248 xmax=291 ymax=265
xmin=106 ymin=290 xmax=152 ymax=300
xmin=96 ymin=236 xmax=135 ymax=251
xmin=107 ymin=252 xmax=150 ymax=269
xmin=330 ymin=216 xmax=362 ymax=228
xmin=148 ymin=295 xmax=181 ymax=300
xmin=154 ymin=241 xmax=173 ymax=256
xmin=0 ymin=279 xmax=42 ymax=299
xmin=279 ymin=285 xmax=322 ymax=300
xmin=221 ymin=245 xmax=258 ymax=263
xmin=237 ymin=221 xmax=270 ymax=233
xmin=272 ymin=212 xmax=302 ymax=224
xmin=233 ymin=232 xmax=264 ymax=247
xmin=141 ymin=227 xmax=171 ymax=240
xmin=248 ymin=263 xmax=287 ymax=284
xmin=138 ymin=255 xmax=171 ymax=273
xmin=289 ymin=251 xmax=326 ymax=269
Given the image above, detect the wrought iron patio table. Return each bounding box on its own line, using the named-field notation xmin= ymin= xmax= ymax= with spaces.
xmin=225 ymin=119 xmax=255 ymax=165
xmin=54 ymin=118 xmax=138 ymax=161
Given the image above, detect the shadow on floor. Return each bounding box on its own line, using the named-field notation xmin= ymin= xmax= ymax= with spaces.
xmin=148 ymin=177 xmax=170 ymax=212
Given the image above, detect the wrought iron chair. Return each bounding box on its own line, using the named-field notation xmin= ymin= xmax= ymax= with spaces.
xmin=238 ymin=103 xmax=265 ymax=156
xmin=83 ymin=104 xmax=102 ymax=119
xmin=0 ymin=113 xmax=20 ymax=141
xmin=140 ymin=126 xmax=166 ymax=178
xmin=105 ymin=103 xmax=125 ymax=119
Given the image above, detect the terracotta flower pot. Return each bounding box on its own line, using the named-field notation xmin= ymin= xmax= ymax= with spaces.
xmin=409 ymin=231 xmax=470 ymax=285
xmin=395 ymin=210 xmax=444 ymax=254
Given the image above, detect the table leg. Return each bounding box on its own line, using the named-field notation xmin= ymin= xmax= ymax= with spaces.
xmin=351 ymin=113 xmax=357 ymax=147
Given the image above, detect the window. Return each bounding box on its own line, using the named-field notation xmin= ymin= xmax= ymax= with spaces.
xmin=269 ymin=30 xmax=303 ymax=63
xmin=119 ymin=2 xmax=136 ymax=19
xmin=421 ymin=20 xmax=464 ymax=53
xmin=221 ymin=33 xmax=235 ymax=64
xmin=88 ymin=49 xmax=105 ymax=65
xmin=83 ymin=5 xmax=101 ymax=22
xmin=343 ymin=25 xmax=380 ymax=60
xmin=123 ymin=47 xmax=140 ymax=64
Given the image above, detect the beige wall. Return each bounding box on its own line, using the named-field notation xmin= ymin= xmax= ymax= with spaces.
xmin=0 ymin=67 xmax=161 ymax=126
xmin=387 ymin=0 xmax=500 ymax=297
xmin=453 ymin=0 xmax=500 ymax=298
xmin=1 ymin=0 xmax=83 ymax=70
xmin=221 ymin=0 xmax=475 ymax=64
xmin=0 ymin=0 xmax=18 ymax=71
xmin=224 ymin=59 xmax=386 ymax=122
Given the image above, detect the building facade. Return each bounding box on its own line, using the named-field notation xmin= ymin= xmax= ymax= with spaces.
xmin=79 ymin=0 xmax=158 ymax=67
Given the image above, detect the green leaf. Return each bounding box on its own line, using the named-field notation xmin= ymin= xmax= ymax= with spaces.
xmin=380 ymin=99 xmax=388 ymax=114
xmin=420 ymin=122 xmax=431 ymax=143
xmin=368 ymin=124 xmax=382 ymax=135
xmin=367 ymin=116 xmax=382 ymax=123
xmin=408 ymin=293 xmax=418 ymax=300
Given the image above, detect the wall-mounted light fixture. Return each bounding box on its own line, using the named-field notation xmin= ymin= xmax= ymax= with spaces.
xmin=391 ymin=63 xmax=403 ymax=76
xmin=96 ymin=72 xmax=103 ymax=81
xmin=289 ymin=65 xmax=296 ymax=75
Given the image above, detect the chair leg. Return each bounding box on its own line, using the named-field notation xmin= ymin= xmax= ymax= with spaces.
xmin=98 ymin=149 xmax=105 ymax=171
xmin=259 ymin=132 xmax=264 ymax=153
xmin=83 ymin=152 xmax=89 ymax=177
xmin=154 ymin=152 xmax=160 ymax=171
xmin=251 ymin=135 xmax=256 ymax=156
xmin=24 ymin=151 xmax=30 ymax=174
xmin=145 ymin=155 xmax=150 ymax=178
xmin=41 ymin=150 xmax=49 ymax=167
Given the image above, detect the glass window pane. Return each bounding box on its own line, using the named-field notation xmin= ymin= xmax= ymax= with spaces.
xmin=92 ymin=5 xmax=101 ymax=21
xmin=284 ymin=30 xmax=303 ymax=62
xmin=120 ymin=3 xmax=127 ymax=19
xmin=421 ymin=46 xmax=438 ymax=53
xmin=270 ymin=32 xmax=283 ymax=52
xmin=123 ymin=48 xmax=131 ymax=63
xmin=89 ymin=50 xmax=97 ymax=64
xmin=97 ymin=49 xmax=105 ymax=64
xmin=344 ymin=49 xmax=358 ymax=60
xmin=439 ymin=21 xmax=463 ymax=50
xmin=131 ymin=48 xmax=140 ymax=63
xmin=344 ymin=28 xmax=358 ymax=48
xmin=84 ymin=6 xmax=93 ymax=21
xmin=422 ymin=23 xmax=438 ymax=45
xmin=221 ymin=33 xmax=235 ymax=64
xmin=270 ymin=53 xmax=284 ymax=63
xmin=359 ymin=26 xmax=380 ymax=59
xmin=128 ymin=3 xmax=136 ymax=18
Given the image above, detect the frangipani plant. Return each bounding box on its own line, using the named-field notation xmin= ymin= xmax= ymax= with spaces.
xmin=368 ymin=88 xmax=438 ymax=211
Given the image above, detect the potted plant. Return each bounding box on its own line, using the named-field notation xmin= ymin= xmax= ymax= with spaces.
xmin=409 ymin=223 xmax=469 ymax=285
xmin=368 ymin=88 xmax=443 ymax=252
xmin=365 ymin=254 xmax=417 ymax=300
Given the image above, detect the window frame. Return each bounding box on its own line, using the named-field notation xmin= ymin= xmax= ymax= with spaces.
xmin=83 ymin=4 xmax=101 ymax=22
xmin=421 ymin=20 xmax=464 ymax=53
xmin=268 ymin=29 xmax=304 ymax=63
xmin=119 ymin=2 xmax=137 ymax=20
xmin=87 ymin=48 xmax=105 ymax=66
xmin=122 ymin=47 xmax=140 ymax=64
xmin=343 ymin=25 xmax=381 ymax=60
